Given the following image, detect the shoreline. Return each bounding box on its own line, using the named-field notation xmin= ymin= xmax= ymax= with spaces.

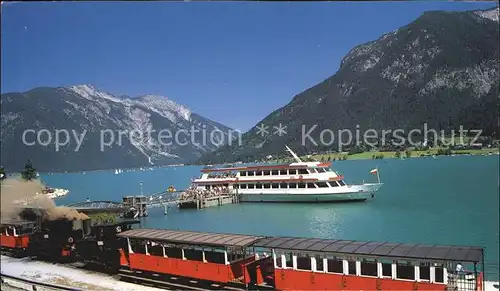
xmin=5 ymin=148 xmax=498 ymax=176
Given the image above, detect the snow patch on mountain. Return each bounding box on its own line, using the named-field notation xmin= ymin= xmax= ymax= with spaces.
xmin=474 ymin=7 xmax=499 ymax=22
xmin=137 ymin=94 xmax=191 ymax=125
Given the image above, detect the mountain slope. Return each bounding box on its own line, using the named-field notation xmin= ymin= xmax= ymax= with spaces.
xmin=1 ymin=85 xmax=235 ymax=172
xmin=198 ymin=7 xmax=500 ymax=164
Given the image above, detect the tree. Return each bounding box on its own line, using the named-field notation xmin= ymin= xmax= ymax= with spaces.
xmin=21 ymin=160 xmax=38 ymax=181
xmin=0 ymin=166 xmax=6 ymax=180
xmin=395 ymin=151 xmax=401 ymax=159
xmin=405 ymin=149 xmax=412 ymax=158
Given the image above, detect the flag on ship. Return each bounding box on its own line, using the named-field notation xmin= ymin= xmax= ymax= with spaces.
xmin=370 ymin=168 xmax=378 ymax=174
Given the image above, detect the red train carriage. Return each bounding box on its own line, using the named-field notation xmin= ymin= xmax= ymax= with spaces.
xmin=0 ymin=220 xmax=35 ymax=257
xmin=116 ymin=228 xmax=267 ymax=287
xmin=252 ymin=236 xmax=485 ymax=291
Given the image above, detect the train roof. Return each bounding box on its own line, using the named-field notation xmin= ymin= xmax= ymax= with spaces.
xmin=253 ymin=237 xmax=484 ymax=263
xmin=117 ymin=228 xmax=263 ymax=248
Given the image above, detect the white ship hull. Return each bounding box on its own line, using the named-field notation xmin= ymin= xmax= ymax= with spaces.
xmin=238 ymin=183 xmax=383 ymax=203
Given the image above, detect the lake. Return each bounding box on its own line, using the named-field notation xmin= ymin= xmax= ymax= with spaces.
xmin=42 ymin=155 xmax=499 ymax=280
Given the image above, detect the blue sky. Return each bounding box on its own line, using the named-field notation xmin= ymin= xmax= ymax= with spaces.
xmin=1 ymin=1 xmax=497 ymax=131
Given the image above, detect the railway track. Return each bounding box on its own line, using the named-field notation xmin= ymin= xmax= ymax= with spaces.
xmin=0 ymin=273 xmax=82 ymax=291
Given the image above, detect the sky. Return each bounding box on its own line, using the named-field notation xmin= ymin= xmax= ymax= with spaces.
xmin=1 ymin=1 xmax=497 ymax=131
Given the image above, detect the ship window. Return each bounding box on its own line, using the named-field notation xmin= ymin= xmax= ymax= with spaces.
xmin=338 ymin=180 xmax=346 ymax=186
xmin=307 ymin=183 xmax=316 ymax=188
xmin=263 ymin=170 xmax=270 ymax=176
xmin=348 ymin=261 xmax=356 ymax=275
xmin=240 ymin=184 xmax=247 ymax=189
xmin=434 ymin=265 xmax=444 ymax=283
xmin=280 ymin=182 xmax=288 ymax=189
xmin=316 ymin=182 xmax=329 ymax=188
xmin=279 ymin=169 xmax=287 ymax=175
xmin=317 ymin=168 xmax=326 ymax=173
xmin=396 ymin=261 xmax=415 ymax=280
xmin=326 ymin=257 xmax=343 ymax=274
xmin=419 ymin=262 xmax=430 ymax=281
xmin=381 ymin=259 xmax=392 ymax=277
xmin=298 ymin=183 xmax=306 ymax=188
xmin=234 ymin=184 xmax=239 ymax=189
xmin=248 ymin=171 xmax=255 ymax=176
xmin=255 ymin=171 xmax=263 ymax=176
xmin=248 ymin=184 xmax=255 ymax=189
xmin=330 ymin=181 xmax=339 ymax=187
xmin=298 ymin=169 xmax=308 ymax=175
xmin=263 ymin=184 xmax=270 ymax=189
xmin=205 ymin=185 xmax=210 ymax=190
xmin=289 ymin=183 xmax=297 ymax=188
xmin=271 ymin=183 xmax=279 ymax=189
xmin=240 ymin=171 xmax=247 ymax=176
xmin=361 ymin=258 xmax=378 ymax=277
xmin=271 ymin=170 xmax=279 ymax=175
xmin=256 ymin=184 xmax=262 ymax=189
xmin=289 ymin=169 xmax=297 ymax=175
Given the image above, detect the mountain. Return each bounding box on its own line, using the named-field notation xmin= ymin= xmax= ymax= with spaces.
xmin=1 ymin=85 xmax=235 ymax=172
xmin=198 ymin=7 xmax=500 ymax=164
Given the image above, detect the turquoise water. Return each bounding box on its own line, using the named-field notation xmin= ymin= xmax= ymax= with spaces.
xmin=43 ymin=156 xmax=499 ymax=280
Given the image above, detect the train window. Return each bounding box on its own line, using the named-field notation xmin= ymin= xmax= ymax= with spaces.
xmin=271 ymin=170 xmax=279 ymax=175
xmin=289 ymin=169 xmax=297 ymax=175
xmin=326 ymin=257 xmax=343 ymax=274
xmin=148 ymin=244 xmax=164 ymax=256
xmin=131 ymin=242 xmax=147 ymax=254
xmin=419 ymin=262 xmax=430 ymax=281
xmin=298 ymin=169 xmax=309 ymax=175
xmin=434 ymin=264 xmax=444 ymax=283
xmin=280 ymin=183 xmax=288 ymax=189
xmin=381 ymin=259 xmax=392 ymax=277
xmin=205 ymin=250 xmax=225 ymax=264
xmin=330 ymin=181 xmax=339 ymax=187
xmin=348 ymin=261 xmax=356 ymax=275
xmin=315 ymin=256 xmax=324 ymax=272
xmin=275 ymin=253 xmax=282 ymax=268
xmin=296 ymin=253 xmax=311 ymax=271
xmin=298 ymin=183 xmax=306 ymax=188
xmin=396 ymin=261 xmax=415 ymax=280
xmin=284 ymin=253 xmax=293 ymax=269
xmin=184 ymin=249 xmax=203 ymax=261
xmin=263 ymin=170 xmax=270 ymax=176
xmin=361 ymin=258 xmax=378 ymax=277
xmin=164 ymin=247 xmax=183 ymax=259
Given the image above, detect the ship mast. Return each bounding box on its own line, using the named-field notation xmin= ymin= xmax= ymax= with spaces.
xmin=285 ymin=145 xmax=303 ymax=163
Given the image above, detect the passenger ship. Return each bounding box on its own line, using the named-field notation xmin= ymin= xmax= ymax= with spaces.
xmin=193 ymin=146 xmax=383 ymax=203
